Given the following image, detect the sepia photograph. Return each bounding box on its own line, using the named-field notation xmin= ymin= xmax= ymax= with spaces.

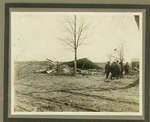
xmin=10 ymin=10 xmax=143 ymax=115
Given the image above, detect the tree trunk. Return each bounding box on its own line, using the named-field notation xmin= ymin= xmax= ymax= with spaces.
xmin=74 ymin=48 xmax=77 ymax=75
xmin=73 ymin=15 xmax=77 ymax=76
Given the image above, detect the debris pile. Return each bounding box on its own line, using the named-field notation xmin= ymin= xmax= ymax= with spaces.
xmin=35 ymin=58 xmax=102 ymax=75
xmin=65 ymin=58 xmax=101 ymax=70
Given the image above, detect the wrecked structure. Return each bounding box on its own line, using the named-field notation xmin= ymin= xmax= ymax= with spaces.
xmin=64 ymin=58 xmax=102 ymax=70
xmin=35 ymin=58 xmax=102 ymax=75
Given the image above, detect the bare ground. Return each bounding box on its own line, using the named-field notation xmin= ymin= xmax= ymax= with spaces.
xmin=14 ymin=61 xmax=139 ymax=112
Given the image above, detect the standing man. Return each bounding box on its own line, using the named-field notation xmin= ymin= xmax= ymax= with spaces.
xmin=116 ymin=60 xmax=121 ymax=79
xmin=119 ymin=61 xmax=124 ymax=78
xmin=110 ymin=61 xmax=115 ymax=80
xmin=105 ymin=61 xmax=111 ymax=79
xmin=124 ymin=62 xmax=129 ymax=75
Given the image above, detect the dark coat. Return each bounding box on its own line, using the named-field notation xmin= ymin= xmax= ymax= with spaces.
xmin=105 ymin=63 xmax=111 ymax=73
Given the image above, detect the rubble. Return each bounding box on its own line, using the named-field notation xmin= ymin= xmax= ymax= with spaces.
xmin=64 ymin=58 xmax=102 ymax=70
xmin=34 ymin=58 xmax=102 ymax=75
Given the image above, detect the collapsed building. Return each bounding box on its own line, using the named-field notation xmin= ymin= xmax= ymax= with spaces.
xmin=36 ymin=58 xmax=102 ymax=75
xmin=64 ymin=58 xmax=102 ymax=70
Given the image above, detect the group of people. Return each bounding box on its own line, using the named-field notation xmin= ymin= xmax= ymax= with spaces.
xmin=105 ymin=61 xmax=129 ymax=80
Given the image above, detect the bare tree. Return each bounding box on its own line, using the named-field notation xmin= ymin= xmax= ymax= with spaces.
xmin=108 ymin=43 xmax=125 ymax=63
xmin=115 ymin=43 xmax=124 ymax=63
xmin=59 ymin=15 xmax=89 ymax=75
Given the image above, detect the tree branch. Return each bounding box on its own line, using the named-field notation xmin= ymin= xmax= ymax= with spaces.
xmin=58 ymin=37 xmax=74 ymax=48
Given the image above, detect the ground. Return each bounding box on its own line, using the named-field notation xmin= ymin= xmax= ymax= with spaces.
xmin=14 ymin=61 xmax=139 ymax=112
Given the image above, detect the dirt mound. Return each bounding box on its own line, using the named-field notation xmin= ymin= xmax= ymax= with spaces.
xmin=64 ymin=58 xmax=102 ymax=70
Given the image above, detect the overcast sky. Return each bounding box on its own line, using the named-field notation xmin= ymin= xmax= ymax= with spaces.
xmin=11 ymin=12 xmax=142 ymax=62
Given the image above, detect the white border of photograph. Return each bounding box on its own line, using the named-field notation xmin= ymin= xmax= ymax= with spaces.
xmin=8 ymin=7 xmax=146 ymax=120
